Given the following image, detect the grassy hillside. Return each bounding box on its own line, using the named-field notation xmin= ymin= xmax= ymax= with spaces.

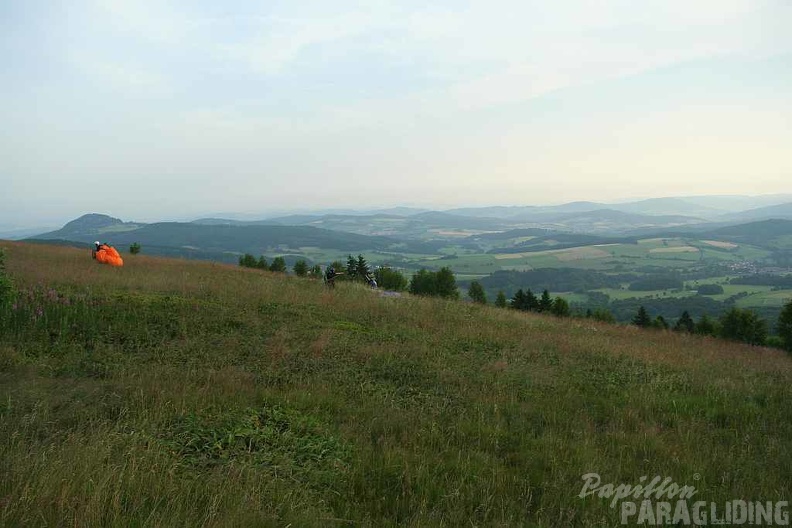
xmin=1 ymin=242 xmax=791 ymax=526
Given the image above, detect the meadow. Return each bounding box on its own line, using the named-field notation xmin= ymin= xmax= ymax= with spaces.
xmin=1 ymin=241 xmax=791 ymax=527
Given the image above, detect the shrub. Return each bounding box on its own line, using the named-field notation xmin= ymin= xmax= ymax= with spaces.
xmin=129 ymin=242 xmax=141 ymax=255
xmin=409 ymin=267 xmax=458 ymax=299
xmin=495 ymin=291 xmax=507 ymax=308
xmin=695 ymin=314 xmax=717 ymax=336
xmin=652 ymin=315 xmax=669 ymax=330
xmin=374 ymin=267 xmax=408 ymax=291
xmin=591 ymin=308 xmax=616 ymax=323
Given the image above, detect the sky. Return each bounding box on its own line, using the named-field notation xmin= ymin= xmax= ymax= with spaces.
xmin=1 ymin=0 xmax=791 ymax=228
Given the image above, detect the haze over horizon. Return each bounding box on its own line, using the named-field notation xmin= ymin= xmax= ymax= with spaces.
xmin=3 ymin=1 xmax=791 ymax=229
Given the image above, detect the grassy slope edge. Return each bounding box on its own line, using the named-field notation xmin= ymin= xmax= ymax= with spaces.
xmin=1 ymin=241 xmax=790 ymax=527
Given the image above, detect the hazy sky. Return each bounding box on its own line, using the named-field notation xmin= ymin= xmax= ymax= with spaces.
xmin=2 ymin=0 xmax=791 ymax=227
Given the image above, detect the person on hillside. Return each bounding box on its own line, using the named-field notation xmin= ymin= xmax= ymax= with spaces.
xmin=325 ymin=266 xmax=338 ymax=289
xmin=92 ymin=242 xmax=124 ymax=267
xmin=324 ymin=266 xmax=346 ymax=289
xmin=366 ymin=274 xmax=377 ymax=289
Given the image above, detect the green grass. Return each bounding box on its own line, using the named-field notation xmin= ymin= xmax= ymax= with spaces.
xmin=1 ymin=241 xmax=791 ymax=526
xmin=682 ymin=277 xmax=792 ymax=306
xmin=554 ymin=292 xmax=589 ymax=304
xmin=774 ymin=234 xmax=792 ymax=249
xmin=418 ymin=254 xmax=501 ymax=274
xmin=592 ymin=287 xmax=695 ymax=301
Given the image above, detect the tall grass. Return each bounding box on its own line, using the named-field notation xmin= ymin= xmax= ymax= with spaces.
xmin=1 ymin=241 xmax=790 ymax=526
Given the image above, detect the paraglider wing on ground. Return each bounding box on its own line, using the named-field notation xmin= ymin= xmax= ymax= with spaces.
xmin=95 ymin=245 xmax=124 ymax=267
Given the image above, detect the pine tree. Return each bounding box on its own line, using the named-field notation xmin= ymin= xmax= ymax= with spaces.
xmin=719 ymin=307 xmax=767 ymax=346
xmin=674 ymin=311 xmax=695 ymax=333
xmin=269 ymin=257 xmax=287 ymax=273
xmin=695 ymin=314 xmax=716 ymax=336
xmin=468 ymin=281 xmax=487 ymax=304
xmin=257 ymin=256 xmax=268 ymax=270
xmin=511 ymin=289 xmax=526 ymax=310
xmin=495 ymin=290 xmax=507 ymax=308
xmin=293 ymin=260 xmax=308 ymax=277
xmin=239 ymin=254 xmax=257 ymax=268
xmin=355 ymin=254 xmax=370 ymax=281
xmin=435 ymin=267 xmax=459 ymax=299
xmin=538 ymin=290 xmax=553 ymax=313
xmin=652 ymin=315 xmax=669 ymax=330
xmin=632 ymin=306 xmax=651 ymax=328
xmin=346 ymin=255 xmax=357 ymax=279
xmin=550 ymin=296 xmax=570 ymax=317
xmin=525 ymin=289 xmax=539 ymax=311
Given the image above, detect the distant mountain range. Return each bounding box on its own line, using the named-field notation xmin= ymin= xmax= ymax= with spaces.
xmin=186 ymin=194 xmax=792 ymax=224
xmin=251 ymin=194 xmax=792 ymax=236
xmin=440 ymin=195 xmax=792 ymax=221
xmin=718 ymin=202 xmax=792 ymax=222
xmin=31 ymin=213 xmax=441 ymax=262
xmin=263 ymin=207 xmax=708 ymax=236
xmin=22 ymin=194 xmax=792 ymax=263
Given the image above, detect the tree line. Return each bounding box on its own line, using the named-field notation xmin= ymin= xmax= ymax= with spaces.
xmin=238 ymin=253 xmax=322 ymax=277
xmin=630 ymin=303 xmax=792 ymax=349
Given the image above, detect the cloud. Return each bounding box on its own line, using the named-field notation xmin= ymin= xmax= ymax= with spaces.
xmin=70 ymin=55 xmax=173 ymax=96
xmin=215 ymin=11 xmax=383 ymax=75
xmin=89 ymin=0 xmax=199 ymax=44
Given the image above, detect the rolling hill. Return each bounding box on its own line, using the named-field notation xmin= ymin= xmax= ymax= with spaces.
xmin=707 ymin=219 xmax=792 ymax=247
xmin=720 ymin=202 xmax=792 ymax=222
xmin=30 ymin=214 xmax=442 ymax=261
xmin=35 ymin=213 xmax=144 ymax=239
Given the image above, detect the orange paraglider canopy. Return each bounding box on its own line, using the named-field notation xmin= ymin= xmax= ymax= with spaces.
xmin=95 ymin=244 xmax=124 ymax=267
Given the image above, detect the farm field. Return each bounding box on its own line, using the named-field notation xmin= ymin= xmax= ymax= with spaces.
xmin=735 ymin=289 xmax=792 ymax=308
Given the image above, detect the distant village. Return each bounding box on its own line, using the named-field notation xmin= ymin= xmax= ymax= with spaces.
xmin=725 ymin=260 xmax=792 ymax=275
